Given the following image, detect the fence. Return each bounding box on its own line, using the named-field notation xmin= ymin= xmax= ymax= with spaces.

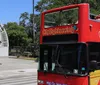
xmin=9 ymin=45 xmax=39 ymax=57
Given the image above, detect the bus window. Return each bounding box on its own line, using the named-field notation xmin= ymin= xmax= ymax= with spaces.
xmin=39 ymin=45 xmax=56 ymax=72
xmin=56 ymin=43 xmax=88 ymax=75
xmin=88 ymin=43 xmax=100 ymax=71
xmin=44 ymin=8 xmax=78 ymax=28
xmin=90 ymin=13 xmax=100 ymax=21
xmin=39 ymin=43 xmax=88 ymax=76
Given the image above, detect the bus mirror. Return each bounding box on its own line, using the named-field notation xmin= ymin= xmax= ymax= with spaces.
xmin=89 ymin=60 xmax=98 ymax=71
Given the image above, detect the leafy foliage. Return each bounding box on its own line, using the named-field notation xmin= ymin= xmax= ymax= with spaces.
xmin=4 ymin=22 xmax=32 ymax=47
xmin=5 ymin=0 xmax=100 ymax=50
xmin=35 ymin=0 xmax=100 ymax=15
xmin=19 ymin=12 xmax=40 ymax=44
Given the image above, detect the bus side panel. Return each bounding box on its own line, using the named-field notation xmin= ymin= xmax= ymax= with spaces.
xmin=90 ymin=70 xmax=100 ymax=85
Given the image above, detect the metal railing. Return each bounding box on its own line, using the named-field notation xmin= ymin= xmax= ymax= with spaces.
xmin=9 ymin=45 xmax=39 ymax=57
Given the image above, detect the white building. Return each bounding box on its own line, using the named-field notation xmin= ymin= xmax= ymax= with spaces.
xmin=0 ymin=24 xmax=9 ymax=56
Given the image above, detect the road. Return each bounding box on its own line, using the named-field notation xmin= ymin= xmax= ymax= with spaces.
xmin=0 ymin=74 xmax=37 ymax=85
xmin=0 ymin=57 xmax=38 ymax=85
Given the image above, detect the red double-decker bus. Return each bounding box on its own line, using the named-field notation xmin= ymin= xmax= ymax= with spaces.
xmin=38 ymin=3 xmax=100 ymax=85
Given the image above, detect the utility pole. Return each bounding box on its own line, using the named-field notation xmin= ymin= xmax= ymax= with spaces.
xmin=33 ymin=0 xmax=35 ymax=44
xmin=32 ymin=0 xmax=36 ymax=57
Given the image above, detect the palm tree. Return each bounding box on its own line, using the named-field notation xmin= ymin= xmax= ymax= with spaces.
xmin=19 ymin=12 xmax=29 ymax=27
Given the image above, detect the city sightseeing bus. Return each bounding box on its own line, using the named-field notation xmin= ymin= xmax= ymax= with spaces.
xmin=38 ymin=3 xmax=100 ymax=85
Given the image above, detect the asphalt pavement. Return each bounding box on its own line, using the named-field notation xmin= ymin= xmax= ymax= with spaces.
xmin=0 ymin=57 xmax=38 ymax=85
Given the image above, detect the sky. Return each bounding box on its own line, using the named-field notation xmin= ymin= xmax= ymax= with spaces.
xmin=0 ymin=0 xmax=40 ymax=24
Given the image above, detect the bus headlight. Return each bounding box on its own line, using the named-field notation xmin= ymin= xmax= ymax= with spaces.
xmin=38 ymin=80 xmax=44 ymax=84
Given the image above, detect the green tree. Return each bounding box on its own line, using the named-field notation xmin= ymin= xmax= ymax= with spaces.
xmin=4 ymin=22 xmax=32 ymax=47
xmin=35 ymin=0 xmax=100 ymax=15
xmin=19 ymin=13 xmax=40 ymax=44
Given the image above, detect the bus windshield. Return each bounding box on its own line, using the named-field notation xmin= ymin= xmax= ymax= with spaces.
xmin=39 ymin=43 xmax=88 ymax=76
xmin=44 ymin=8 xmax=78 ymax=28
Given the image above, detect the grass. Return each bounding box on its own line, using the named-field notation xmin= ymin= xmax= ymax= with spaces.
xmin=17 ymin=56 xmax=38 ymax=61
